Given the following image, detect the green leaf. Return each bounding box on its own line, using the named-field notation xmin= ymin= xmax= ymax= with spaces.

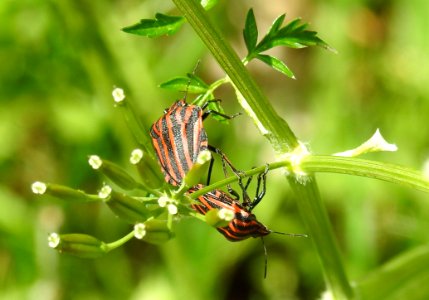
xmin=159 ymin=74 xmax=208 ymax=94
xmin=256 ymin=54 xmax=295 ymax=78
xmin=122 ymin=13 xmax=185 ymax=38
xmin=267 ymin=14 xmax=286 ymax=37
xmin=255 ymin=16 xmax=334 ymax=54
xmin=243 ymin=9 xmax=258 ymax=54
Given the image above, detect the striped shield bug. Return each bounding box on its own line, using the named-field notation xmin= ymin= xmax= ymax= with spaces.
xmin=187 ymin=168 xmax=307 ymax=278
xmin=150 ymin=99 xmax=240 ymax=187
xmin=188 ymin=167 xmax=271 ymax=241
xmin=190 ymin=186 xmax=271 ymax=241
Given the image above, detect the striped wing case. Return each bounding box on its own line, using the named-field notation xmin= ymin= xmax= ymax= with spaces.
xmin=150 ymin=100 xmax=209 ymax=186
xmin=188 ymin=184 xmax=270 ymax=241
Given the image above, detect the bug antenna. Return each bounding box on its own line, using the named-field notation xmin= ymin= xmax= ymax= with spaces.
xmin=261 ymin=237 xmax=268 ymax=279
xmin=271 ymin=231 xmax=308 ymax=238
xmin=184 ymin=60 xmax=201 ymax=101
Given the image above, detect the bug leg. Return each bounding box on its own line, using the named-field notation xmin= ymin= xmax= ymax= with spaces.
xmin=203 ymin=110 xmax=241 ymax=121
xmin=207 ymin=145 xmax=245 ymax=200
xmin=202 ymin=99 xmax=241 ymax=121
xmin=206 ymin=155 xmax=215 ymax=186
xmin=250 ymin=164 xmax=269 ymax=211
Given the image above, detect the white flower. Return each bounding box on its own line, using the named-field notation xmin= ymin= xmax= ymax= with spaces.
xmin=88 ymin=155 xmax=103 ymax=169
xmin=158 ymin=196 xmax=169 ymax=207
xmin=112 ymin=87 xmax=125 ymax=103
xmin=158 ymin=195 xmax=178 ymax=215
xmin=196 ymin=150 xmax=211 ymax=165
xmin=98 ymin=185 xmax=112 ymax=199
xmin=167 ymin=204 xmax=178 ymax=215
xmin=32 ymin=181 xmax=47 ymax=194
xmin=134 ymin=223 xmax=146 ymax=239
xmin=130 ymin=149 xmax=143 ymax=164
xmin=218 ymin=208 xmax=234 ymax=222
xmin=48 ymin=233 xmax=60 ymax=248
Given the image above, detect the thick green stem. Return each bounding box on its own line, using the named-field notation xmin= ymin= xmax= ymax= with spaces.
xmin=172 ymin=0 xmax=297 ymax=151
xmin=189 ymin=155 xmax=429 ymax=198
xmin=172 ymin=1 xmax=353 ymax=298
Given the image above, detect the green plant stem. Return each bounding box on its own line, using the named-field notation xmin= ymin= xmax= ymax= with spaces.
xmin=172 ymin=2 xmax=353 ymax=298
xmin=189 ymin=155 xmax=429 ymax=198
xmin=303 ymin=156 xmax=429 ymax=193
xmin=104 ymin=230 xmax=135 ymax=252
xmin=172 ymin=0 xmax=297 ymax=151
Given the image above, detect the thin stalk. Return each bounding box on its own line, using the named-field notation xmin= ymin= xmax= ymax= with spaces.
xmin=104 ymin=230 xmax=135 ymax=252
xmin=172 ymin=1 xmax=353 ymax=298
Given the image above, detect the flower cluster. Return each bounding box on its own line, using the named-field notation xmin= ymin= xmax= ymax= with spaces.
xmin=32 ymin=88 xmax=231 ymax=258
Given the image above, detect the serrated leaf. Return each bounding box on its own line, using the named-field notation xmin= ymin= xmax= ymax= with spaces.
xmin=201 ymin=0 xmax=219 ymax=10
xmin=254 ymin=15 xmax=335 ymax=54
xmin=243 ymin=9 xmax=258 ymax=54
xmin=159 ymin=75 xmax=208 ymax=94
xmin=122 ymin=13 xmax=185 ymax=38
xmin=267 ymin=14 xmax=286 ymax=37
xmin=271 ymin=30 xmax=330 ymax=49
xmin=256 ymin=54 xmax=295 ymax=78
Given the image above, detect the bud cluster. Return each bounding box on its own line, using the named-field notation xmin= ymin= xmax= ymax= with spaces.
xmin=32 ymin=87 xmax=233 ymax=258
xmin=32 ymin=146 xmax=195 ymax=257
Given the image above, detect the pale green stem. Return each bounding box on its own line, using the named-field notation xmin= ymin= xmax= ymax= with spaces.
xmin=172 ymin=1 xmax=354 ymax=298
xmin=104 ymin=230 xmax=135 ymax=252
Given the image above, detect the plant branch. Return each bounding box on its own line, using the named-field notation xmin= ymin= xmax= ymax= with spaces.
xmin=172 ymin=1 xmax=354 ymax=298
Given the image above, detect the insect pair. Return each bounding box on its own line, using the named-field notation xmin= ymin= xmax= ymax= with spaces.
xmin=150 ymin=98 xmax=267 ymax=227
xmin=150 ymin=97 xmax=305 ymax=277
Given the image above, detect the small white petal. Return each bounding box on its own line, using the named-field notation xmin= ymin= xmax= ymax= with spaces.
xmin=167 ymin=204 xmax=178 ymax=215
xmin=158 ymin=196 xmax=168 ymax=207
xmin=130 ymin=149 xmax=144 ymax=164
xmin=88 ymin=155 xmax=103 ymax=169
xmin=98 ymin=185 xmax=112 ymax=199
xmin=196 ymin=150 xmax=211 ymax=165
xmin=48 ymin=233 xmax=60 ymax=248
xmin=112 ymin=87 xmax=125 ymax=103
xmin=134 ymin=223 xmax=146 ymax=239
xmin=218 ymin=208 xmax=234 ymax=222
xmin=32 ymin=181 xmax=47 ymax=194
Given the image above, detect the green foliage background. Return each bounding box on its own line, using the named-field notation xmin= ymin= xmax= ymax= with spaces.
xmin=1 ymin=0 xmax=428 ymax=299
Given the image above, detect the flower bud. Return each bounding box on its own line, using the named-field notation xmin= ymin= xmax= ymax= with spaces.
xmin=112 ymin=87 xmax=125 ymax=103
xmin=334 ymin=129 xmax=397 ymax=157
xmin=205 ymin=208 xmax=234 ymax=228
xmin=32 ymin=182 xmax=96 ymax=203
xmin=183 ymin=150 xmax=211 ymax=187
xmin=104 ymin=191 xmax=153 ymax=224
xmin=134 ymin=220 xmax=174 ymax=244
xmin=129 ymin=149 xmax=164 ymax=189
xmin=89 ymin=155 xmax=138 ymax=190
xmin=48 ymin=233 xmax=107 ymax=258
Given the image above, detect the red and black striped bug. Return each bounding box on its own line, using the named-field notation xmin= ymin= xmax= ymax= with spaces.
xmin=187 ymin=168 xmax=305 ymax=278
xmin=188 ymin=167 xmax=271 ymax=241
xmin=150 ymin=99 xmax=239 ymax=187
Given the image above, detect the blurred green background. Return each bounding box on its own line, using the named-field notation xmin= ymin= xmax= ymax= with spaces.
xmin=1 ymin=0 xmax=429 ymax=299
